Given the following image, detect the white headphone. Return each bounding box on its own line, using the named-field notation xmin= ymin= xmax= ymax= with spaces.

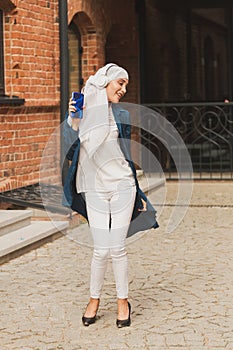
xmin=95 ymin=64 xmax=118 ymax=88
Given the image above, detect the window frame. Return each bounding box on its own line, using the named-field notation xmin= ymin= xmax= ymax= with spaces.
xmin=0 ymin=7 xmax=24 ymax=105
xmin=0 ymin=9 xmax=5 ymax=96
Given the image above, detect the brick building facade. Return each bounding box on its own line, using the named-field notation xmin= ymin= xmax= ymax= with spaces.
xmin=0 ymin=0 xmax=140 ymax=194
xmin=0 ymin=0 xmax=232 ymax=196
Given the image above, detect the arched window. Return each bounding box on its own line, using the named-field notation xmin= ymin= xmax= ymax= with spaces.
xmin=216 ymin=53 xmax=226 ymax=100
xmin=191 ymin=46 xmax=198 ymax=100
xmin=204 ymin=36 xmax=215 ymax=101
xmin=169 ymin=41 xmax=181 ymax=101
xmin=159 ymin=41 xmax=182 ymax=102
xmin=0 ymin=1 xmax=16 ymax=96
xmin=68 ymin=21 xmax=82 ymax=96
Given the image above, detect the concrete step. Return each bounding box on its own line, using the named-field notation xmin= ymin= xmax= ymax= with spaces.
xmin=0 ymin=174 xmax=164 ymax=264
xmin=139 ymin=174 xmax=165 ymax=194
xmin=0 ymin=220 xmax=68 ymax=259
xmin=0 ymin=210 xmax=32 ymax=237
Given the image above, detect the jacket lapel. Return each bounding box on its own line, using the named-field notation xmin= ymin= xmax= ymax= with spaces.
xmin=112 ymin=103 xmax=124 ymax=136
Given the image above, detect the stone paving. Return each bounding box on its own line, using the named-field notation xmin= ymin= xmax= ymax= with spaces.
xmin=1 ymin=181 xmax=233 ymax=350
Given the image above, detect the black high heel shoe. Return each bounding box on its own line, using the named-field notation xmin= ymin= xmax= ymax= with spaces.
xmin=82 ymin=300 xmax=99 ymax=326
xmin=116 ymin=302 xmax=131 ymax=328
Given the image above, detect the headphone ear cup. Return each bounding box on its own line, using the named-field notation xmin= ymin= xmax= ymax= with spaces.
xmin=96 ymin=74 xmax=108 ymax=88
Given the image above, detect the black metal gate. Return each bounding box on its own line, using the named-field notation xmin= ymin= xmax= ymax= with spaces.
xmin=143 ymin=102 xmax=233 ymax=179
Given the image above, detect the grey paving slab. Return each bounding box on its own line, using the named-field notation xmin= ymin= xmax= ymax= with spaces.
xmin=0 ymin=182 xmax=233 ymax=350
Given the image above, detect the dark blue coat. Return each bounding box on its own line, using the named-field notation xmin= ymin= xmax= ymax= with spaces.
xmin=62 ymin=103 xmax=158 ymax=237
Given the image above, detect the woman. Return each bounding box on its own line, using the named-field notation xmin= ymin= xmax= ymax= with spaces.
xmin=63 ymin=63 xmax=158 ymax=328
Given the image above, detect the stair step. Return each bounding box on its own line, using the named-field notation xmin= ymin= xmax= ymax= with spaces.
xmin=139 ymin=176 xmax=165 ymax=194
xmin=0 ymin=220 xmax=68 ymax=258
xmin=0 ymin=210 xmax=32 ymax=237
xmin=0 ymin=175 xmax=164 ymax=264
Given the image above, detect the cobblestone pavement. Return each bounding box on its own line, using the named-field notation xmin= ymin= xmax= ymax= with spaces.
xmin=1 ymin=181 xmax=233 ymax=350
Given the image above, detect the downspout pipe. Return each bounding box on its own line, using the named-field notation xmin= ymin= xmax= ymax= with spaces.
xmin=59 ymin=0 xmax=69 ymax=123
xmin=58 ymin=0 xmax=69 ymax=185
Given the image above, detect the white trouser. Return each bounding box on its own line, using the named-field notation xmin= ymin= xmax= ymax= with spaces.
xmin=85 ymin=185 xmax=136 ymax=299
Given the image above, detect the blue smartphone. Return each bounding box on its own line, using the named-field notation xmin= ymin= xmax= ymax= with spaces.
xmin=71 ymin=91 xmax=84 ymax=118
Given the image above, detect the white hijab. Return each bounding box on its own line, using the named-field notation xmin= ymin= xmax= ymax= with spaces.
xmin=79 ymin=63 xmax=129 ymax=157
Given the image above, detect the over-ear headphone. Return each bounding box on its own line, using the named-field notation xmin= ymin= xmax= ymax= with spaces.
xmin=95 ymin=64 xmax=118 ymax=88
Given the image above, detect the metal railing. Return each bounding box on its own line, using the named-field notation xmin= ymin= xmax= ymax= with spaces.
xmin=143 ymin=102 xmax=233 ymax=180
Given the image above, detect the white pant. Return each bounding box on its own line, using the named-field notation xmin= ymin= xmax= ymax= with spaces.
xmin=85 ymin=186 xmax=136 ymax=299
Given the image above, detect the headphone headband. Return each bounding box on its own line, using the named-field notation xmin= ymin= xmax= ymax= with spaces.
xmin=95 ymin=64 xmax=118 ymax=88
xmin=104 ymin=64 xmax=118 ymax=76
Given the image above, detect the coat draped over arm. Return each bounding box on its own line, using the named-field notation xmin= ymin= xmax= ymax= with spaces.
xmin=62 ymin=103 xmax=159 ymax=237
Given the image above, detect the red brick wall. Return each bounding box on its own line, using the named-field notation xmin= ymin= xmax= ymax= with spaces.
xmin=1 ymin=0 xmax=60 ymax=192
xmin=0 ymin=0 xmax=140 ymax=193
xmin=0 ymin=105 xmax=60 ymax=183
xmin=68 ymin=0 xmax=140 ymax=99
xmin=4 ymin=0 xmax=60 ymax=104
xmin=68 ymin=0 xmax=112 ymax=79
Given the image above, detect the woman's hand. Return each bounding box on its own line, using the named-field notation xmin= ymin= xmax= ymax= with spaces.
xmin=69 ymin=98 xmax=77 ymax=116
xmin=138 ymin=198 xmax=147 ymax=212
xmin=69 ymin=99 xmax=80 ymax=131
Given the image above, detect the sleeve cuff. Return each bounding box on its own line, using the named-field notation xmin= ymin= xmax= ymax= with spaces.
xmin=67 ymin=115 xmax=72 ymax=127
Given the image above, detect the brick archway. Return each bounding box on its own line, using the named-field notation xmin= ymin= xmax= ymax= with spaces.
xmin=68 ymin=8 xmax=105 ymax=81
xmin=0 ymin=0 xmax=16 ymax=12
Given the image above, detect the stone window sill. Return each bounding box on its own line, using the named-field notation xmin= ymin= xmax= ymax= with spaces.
xmin=0 ymin=95 xmax=25 ymax=105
